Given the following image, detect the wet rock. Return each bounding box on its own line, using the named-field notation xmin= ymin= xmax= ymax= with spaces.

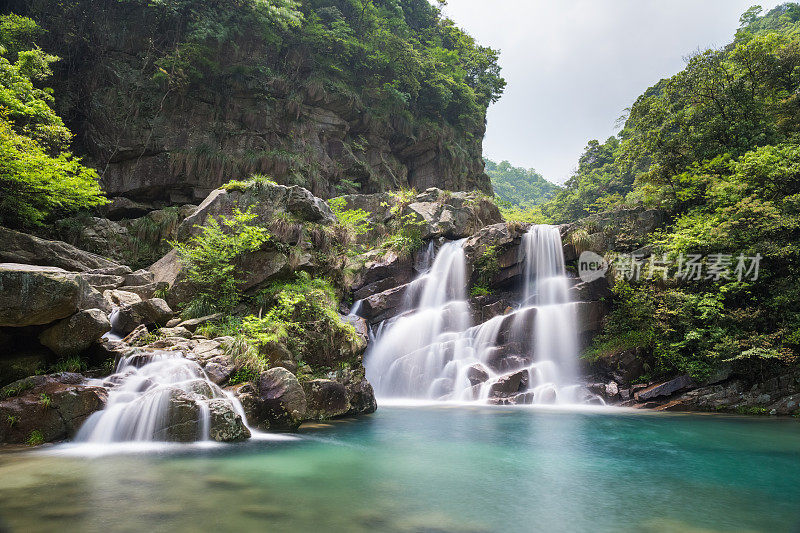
xmin=302 ymin=379 xmax=350 ymax=420
xmin=122 ymin=324 xmax=150 ymax=345
xmin=203 ymin=356 xmax=235 ymax=385
xmin=206 ymin=398 xmax=250 ymax=442
xmin=488 ymin=369 xmax=529 ymax=399
xmin=359 ymin=283 xmax=409 ymax=323
xmin=151 ymin=388 xmax=203 ymax=442
xmin=38 ymin=309 xmax=111 ymax=357
xmin=343 ymin=375 xmax=377 ymax=416
xmin=466 ymin=363 xmax=490 ymax=386
xmin=113 ymin=298 xmax=173 ymax=335
xmin=238 ymin=367 xmax=307 ymax=430
xmin=634 ymin=375 xmax=694 ymax=402
xmin=0 ymin=373 xmax=108 ymax=444
xmin=605 ymin=381 xmax=619 ymax=400
xmin=575 ymin=301 xmax=606 ymax=335
xmin=0 ymin=227 xmax=119 ymax=272
xmin=569 ymin=277 xmax=612 ymax=302
xmin=352 ymin=250 xmax=414 ymax=300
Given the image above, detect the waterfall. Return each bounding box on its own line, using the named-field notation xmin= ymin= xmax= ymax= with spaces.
xmin=365 ymin=225 xmax=580 ymax=404
xmin=75 ymin=350 xmax=249 ymax=443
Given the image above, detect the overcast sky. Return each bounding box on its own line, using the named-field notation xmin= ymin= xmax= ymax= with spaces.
xmin=441 ymin=0 xmax=784 ymax=184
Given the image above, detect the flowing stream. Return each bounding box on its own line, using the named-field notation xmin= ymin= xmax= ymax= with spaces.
xmin=365 ymin=225 xmax=582 ymax=403
xmin=76 ymin=350 xmax=249 ymax=443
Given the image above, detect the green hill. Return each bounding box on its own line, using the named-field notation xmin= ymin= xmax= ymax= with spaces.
xmin=484 ymin=159 xmax=560 ymax=208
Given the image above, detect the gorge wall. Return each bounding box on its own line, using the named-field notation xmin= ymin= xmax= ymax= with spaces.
xmin=6 ymin=0 xmax=501 ymax=203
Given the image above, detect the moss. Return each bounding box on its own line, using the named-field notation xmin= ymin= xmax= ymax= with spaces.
xmin=0 ymin=377 xmax=35 ymax=399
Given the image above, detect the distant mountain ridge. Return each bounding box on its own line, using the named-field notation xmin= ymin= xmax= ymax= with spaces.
xmin=484 ymin=159 xmax=560 ymax=208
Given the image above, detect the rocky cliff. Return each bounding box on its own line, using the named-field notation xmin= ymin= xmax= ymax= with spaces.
xmin=8 ymin=0 xmax=499 ymax=203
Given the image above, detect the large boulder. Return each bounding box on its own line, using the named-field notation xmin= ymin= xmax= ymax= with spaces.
xmin=38 ymin=309 xmax=111 ymax=357
xmin=359 ymin=283 xmax=410 ymax=324
xmin=238 ymin=367 xmax=307 ymax=430
xmin=352 ymin=250 xmax=414 ymax=301
xmin=0 ymin=227 xmax=120 ymax=272
xmin=634 ymin=375 xmax=694 ymax=402
xmin=150 ymin=388 xmax=204 ymax=442
xmin=112 ymin=298 xmax=173 ymax=335
xmin=488 ymin=369 xmax=529 ymax=399
xmin=0 ymin=264 xmax=105 ymax=327
xmin=0 ymin=373 xmax=108 ymax=444
xmin=302 ymin=379 xmax=351 ymax=420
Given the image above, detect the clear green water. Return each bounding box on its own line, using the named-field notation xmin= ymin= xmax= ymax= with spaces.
xmin=1 ymin=405 xmax=799 ymax=533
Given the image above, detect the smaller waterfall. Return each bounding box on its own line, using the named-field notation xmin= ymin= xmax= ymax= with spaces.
xmin=76 ymin=350 xmax=248 ymax=442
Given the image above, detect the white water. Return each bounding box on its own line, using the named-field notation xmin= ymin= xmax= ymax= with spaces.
xmin=365 ymin=225 xmax=581 ymax=404
xmin=76 ymin=349 xmax=249 ymax=443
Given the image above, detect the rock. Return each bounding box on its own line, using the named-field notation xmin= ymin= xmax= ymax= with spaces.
xmin=102 ymin=196 xmax=154 ymax=219
xmin=156 ymin=326 xmax=192 ymax=339
xmin=569 ymin=277 xmax=612 ymax=302
xmin=177 ymin=313 xmax=223 ymax=333
xmin=605 ymin=381 xmax=619 ymax=399
xmin=0 ymin=264 xmax=84 ymax=327
xmin=150 ymin=388 xmax=203 ymax=442
xmin=488 ymin=369 xmax=529 ymax=399
xmin=302 ymin=379 xmax=350 ymax=420
xmin=119 ymin=282 xmax=167 ymax=300
xmin=113 ymin=298 xmax=173 ymax=335
xmin=767 ymin=394 xmax=800 ymax=416
xmin=343 ymin=374 xmax=377 ymax=416
xmin=575 ymin=300 xmax=606 ymax=335
xmin=206 ymin=398 xmax=251 ymax=442
xmin=38 ymin=309 xmax=111 ymax=357
xmin=176 ymin=184 xmax=335 ymax=244
xmin=81 ymin=273 xmax=126 ymax=291
xmin=0 ymin=373 xmax=108 ymax=444
xmin=103 ymin=289 xmax=143 ymax=307
xmin=634 ymin=375 xmax=694 ymax=402
xmin=352 ymin=250 xmax=414 ymax=300
xmin=238 ymin=368 xmax=307 ymax=430
xmin=466 ymin=363 xmax=490 ymax=386
xmin=124 ymin=269 xmax=155 ymax=286
xmin=400 ymin=189 xmax=503 ymax=239
xmin=359 ymin=283 xmax=409 ymax=323
xmin=122 ymin=324 xmax=150 ymax=345
xmin=203 ymin=356 xmax=235 ymax=385
xmin=0 ymin=227 xmax=120 ymax=272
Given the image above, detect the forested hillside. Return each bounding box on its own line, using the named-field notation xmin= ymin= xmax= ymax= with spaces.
xmin=484 ymin=158 xmax=559 ymax=208
xmin=545 ymin=4 xmax=800 ymax=383
xmin=2 ymin=0 xmax=504 ymax=210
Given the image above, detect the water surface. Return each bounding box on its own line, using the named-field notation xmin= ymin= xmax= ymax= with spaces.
xmin=1 ymin=405 xmax=799 ymax=532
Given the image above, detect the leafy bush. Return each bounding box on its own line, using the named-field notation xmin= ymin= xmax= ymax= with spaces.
xmin=174 ymin=208 xmax=270 ymax=317
xmin=328 ymin=196 xmax=371 ymax=238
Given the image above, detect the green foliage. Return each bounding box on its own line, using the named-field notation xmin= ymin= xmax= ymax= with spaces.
xmin=0 ymin=378 xmax=35 ymax=399
xmin=472 ymin=245 xmax=499 ymax=292
xmin=6 ymin=415 xmax=19 ymax=428
xmin=0 ymin=15 xmax=105 ymax=228
xmin=485 ymin=158 xmax=560 ymax=208
xmin=174 ymin=208 xmax=271 ymax=317
xmin=26 ymin=430 xmax=44 ymax=446
xmin=328 ymin=196 xmax=371 ymax=237
xmin=38 ymin=393 xmax=52 ymax=409
xmin=49 ymin=356 xmax=87 ymax=374
xmin=469 ymin=285 xmax=490 ymax=297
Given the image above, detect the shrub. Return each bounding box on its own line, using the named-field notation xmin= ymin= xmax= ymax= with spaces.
xmin=174 ymin=208 xmax=270 ymax=317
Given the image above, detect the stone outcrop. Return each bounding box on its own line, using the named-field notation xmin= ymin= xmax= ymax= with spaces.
xmin=0 ymin=373 xmax=108 ymax=444
xmin=238 ymin=367 xmax=308 ymax=430
xmin=0 ymin=227 xmax=120 ymax=272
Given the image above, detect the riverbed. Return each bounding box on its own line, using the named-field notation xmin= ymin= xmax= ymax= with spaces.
xmin=1 ymin=405 xmax=799 ymax=532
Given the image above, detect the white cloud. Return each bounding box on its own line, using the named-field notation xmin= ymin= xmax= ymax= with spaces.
xmin=442 ymin=0 xmax=784 ymax=183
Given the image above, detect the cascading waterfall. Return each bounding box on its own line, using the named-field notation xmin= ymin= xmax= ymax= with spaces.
xmin=76 ymin=350 xmax=249 ymax=443
xmin=364 ymin=224 xmax=580 ymax=404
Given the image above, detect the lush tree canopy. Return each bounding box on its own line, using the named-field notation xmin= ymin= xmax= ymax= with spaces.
xmin=547 ymin=4 xmax=800 ymax=380
xmin=0 ymin=14 xmax=105 ymax=228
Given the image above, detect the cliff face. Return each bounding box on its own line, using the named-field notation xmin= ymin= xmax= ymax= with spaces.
xmin=9 ymin=0 xmax=496 ymax=202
